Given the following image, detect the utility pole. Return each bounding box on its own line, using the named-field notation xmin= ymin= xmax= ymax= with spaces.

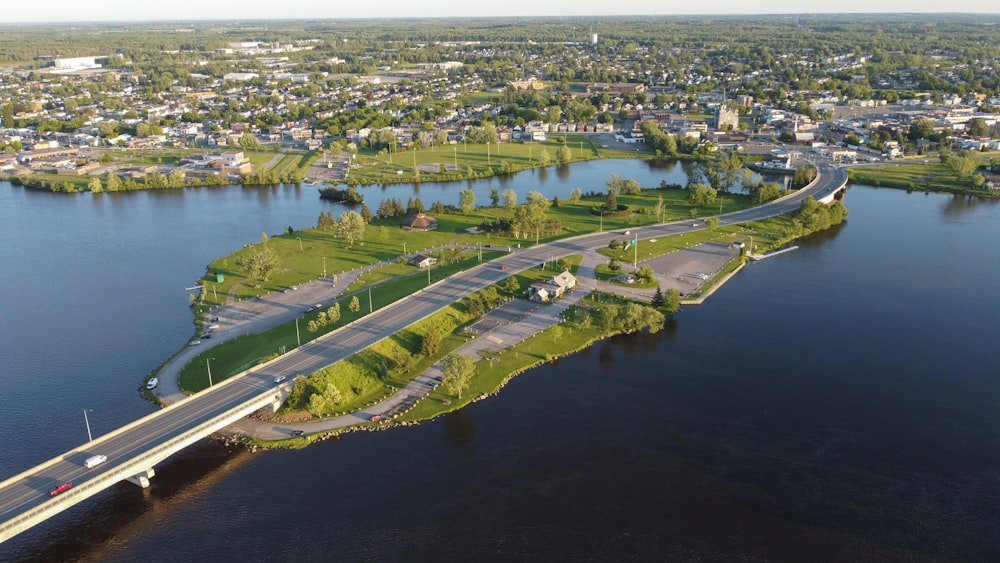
xmin=295 ymin=319 xmax=300 ymax=347
xmin=83 ymin=409 xmax=93 ymax=442
xmin=322 ymin=256 xmax=327 ymax=278
xmin=206 ymin=358 xmax=215 ymax=387
xmin=368 ymin=288 xmax=373 ymax=313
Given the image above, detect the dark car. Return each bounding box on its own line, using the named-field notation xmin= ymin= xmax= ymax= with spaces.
xmin=290 ymin=430 xmax=304 ymax=437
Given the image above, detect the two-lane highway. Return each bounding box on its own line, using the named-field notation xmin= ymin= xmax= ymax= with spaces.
xmin=0 ymin=162 xmax=847 ymax=544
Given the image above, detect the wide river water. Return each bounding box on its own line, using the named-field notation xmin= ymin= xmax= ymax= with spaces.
xmin=1 ymin=160 xmax=999 ymax=561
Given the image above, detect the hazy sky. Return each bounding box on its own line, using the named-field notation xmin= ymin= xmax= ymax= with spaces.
xmin=3 ymin=1 xmax=997 ymax=23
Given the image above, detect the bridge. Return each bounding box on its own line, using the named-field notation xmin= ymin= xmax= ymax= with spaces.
xmin=0 ymin=163 xmax=847 ymax=545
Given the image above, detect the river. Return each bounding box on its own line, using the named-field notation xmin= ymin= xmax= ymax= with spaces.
xmin=1 ymin=163 xmax=999 ymax=561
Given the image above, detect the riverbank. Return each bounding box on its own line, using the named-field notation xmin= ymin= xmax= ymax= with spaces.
xmin=847 ymin=161 xmax=1000 ymax=197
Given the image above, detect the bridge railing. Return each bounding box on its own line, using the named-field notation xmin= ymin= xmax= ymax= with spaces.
xmin=1 ymin=388 xmax=282 ymax=543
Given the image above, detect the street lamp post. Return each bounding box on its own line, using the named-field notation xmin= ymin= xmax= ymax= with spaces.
xmin=403 ymin=242 xmax=407 ymax=257
xmin=599 ymin=211 xmax=604 ymax=232
xmin=295 ymin=318 xmax=301 ymax=347
xmin=83 ymin=409 xmax=93 ymax=442
xmin=206 ymin=357 xmax=215 ymax=387
xmin=368 ymin=287 xmax=373 ymax=313
xmin=322 ymin=256 xmax=327 ymax=278
xmin=296 ymin=237 xmax=303 ymax=251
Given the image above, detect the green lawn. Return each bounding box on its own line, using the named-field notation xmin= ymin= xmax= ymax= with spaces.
xmin=848 ymin=162 xmax=995 ymax=196
xmin=194 ymin=186 xmax=754 ymax=313
xmin=346 ymin=137 xmax=647 ymax=186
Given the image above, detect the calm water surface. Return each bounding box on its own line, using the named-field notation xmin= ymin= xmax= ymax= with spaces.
xmin=2 ymin=167 xmax=1000 ymax=561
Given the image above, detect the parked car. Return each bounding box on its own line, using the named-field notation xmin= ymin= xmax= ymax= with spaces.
xmin=369 ymin=415 xmax=384 ymax=422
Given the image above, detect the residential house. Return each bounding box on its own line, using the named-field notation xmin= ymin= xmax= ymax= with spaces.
xmin=527 ymin=271 xmax=577 ymax=302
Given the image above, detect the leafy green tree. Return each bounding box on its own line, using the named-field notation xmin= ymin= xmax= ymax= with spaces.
xmin=555 ymin=145 xmax=571 ymax=164
xmin=490 ymin=187 xmax=499 ymax=207
xmin=105 ymin=172 xmax=121 ymax=192
xmin=947 ymin=151 xmax=979 ymax=179
xmin=687 ymin=183 xmax=717 ymax=206
xmin=569 ymin=187 xmax=582 ymax=203
xmin=792 ymin=164 xmax=818 ymax=188
xmin=503 ymin=188 xmax=517 ymax=209
xmin=637 ymin=265 xmax=654 ymax=283
xmin=459 ymin=189 xmax=476 ymax=213
xmin=420 ymin=328 xmax=441 ymax=357
xmin=705 ymin=217 xmax=720 ymax=230
xmin=238 ymin=246 xmax=280 ymax=281
xmin=327 ymin=302 xmax=341 ymax=325
xmin=87 ymin=176 xmax=103 ymax=193
xmin=337 ymin=210 xmax=366 ymax=246
xmin=238 ymin=132 xmax=261 ymax=150
xmin=441 ymin=353 xmax=475 ymax=398
xmin=908 ymin=117 xmax=935 ymax=140
xmin=499 ymin=276 xmax=520 ymax=296
xmin=968 ymin=118 xmax=990 ymax=137
xmin=664 ymin=288 xmax=681 ymax=315
xmin=349 ymin=295 xmax=360 ymax=313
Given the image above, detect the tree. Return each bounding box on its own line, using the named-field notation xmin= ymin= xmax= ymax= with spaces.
xmin=687 ymin=183 xmax=717 ymax=206
xmin=908 ymin=117 xmax=935 ymax=141
xmin=664 ymin=288 xmax=681 ymax=315
xmin=499 ymin=276 xmax=520 ymax=296
xmin=238 ymin=132 xmax=261 ymax=151
xmin=326 ymin=302 xmax=341 ymax=325
xmin=490 ymin=187 xmax=499 ymax=207
xmin=569 ymin=187 xmax=582 ymax=203
xmin=420 ymin=328 xmax=441 ymax=357
xmin=651 ymin=286 xmax=666 ymax=308
xmin=105 ymin=173 xmax=121 ymax=192
xmin=792 ymin=164 xmax=818 ymax=189
xmin=555 ymin=145 xmax=571 ymax=164
xmin=538 ymin=149 xmax=552 ymax=167
xmin=349 ymin=295 xmax=360 ymax=313
xmin=968 ymin=118 xmax=990 ymax=138
xmin=87 ymin=176 xmax=103 ymax=193
xmin=637 ymin=265 xmax=654 ymax=283
xmin=458 ymin=189 xmax=476 ymax=213
xmin=705 ymin=217 xmax=720 ymax=230
xmin=337 ymin=210 xmax=366 ymax=246
xmin=441 ymin=353 xmax=475 ymax=398
xmin=947 ymin=151 xmax=979 ymax=179
xmin=702 ymin=151 xmax=744 ymax=193
xmin=239 ymin=246 xmax=280 ymax=281
xmin=503 ymin=188 xmax=518 ymax=209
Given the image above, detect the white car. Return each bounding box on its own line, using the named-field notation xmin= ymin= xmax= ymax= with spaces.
xmin=84 ymin=454 xmax=107 ymax=469
xmin=273 ymin=375 xmax=287 ymax=384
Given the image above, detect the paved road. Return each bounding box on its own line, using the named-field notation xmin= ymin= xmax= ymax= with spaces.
xmin=0 ymin=162 xmax=846 ymax=541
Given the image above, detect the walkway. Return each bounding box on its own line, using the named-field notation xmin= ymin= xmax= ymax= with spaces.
xmin=213 ymin=240 xmax=735 ymax=440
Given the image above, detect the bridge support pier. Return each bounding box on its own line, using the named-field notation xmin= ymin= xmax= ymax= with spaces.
xmin=126 ymin=468 xmax=156 ymax=488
